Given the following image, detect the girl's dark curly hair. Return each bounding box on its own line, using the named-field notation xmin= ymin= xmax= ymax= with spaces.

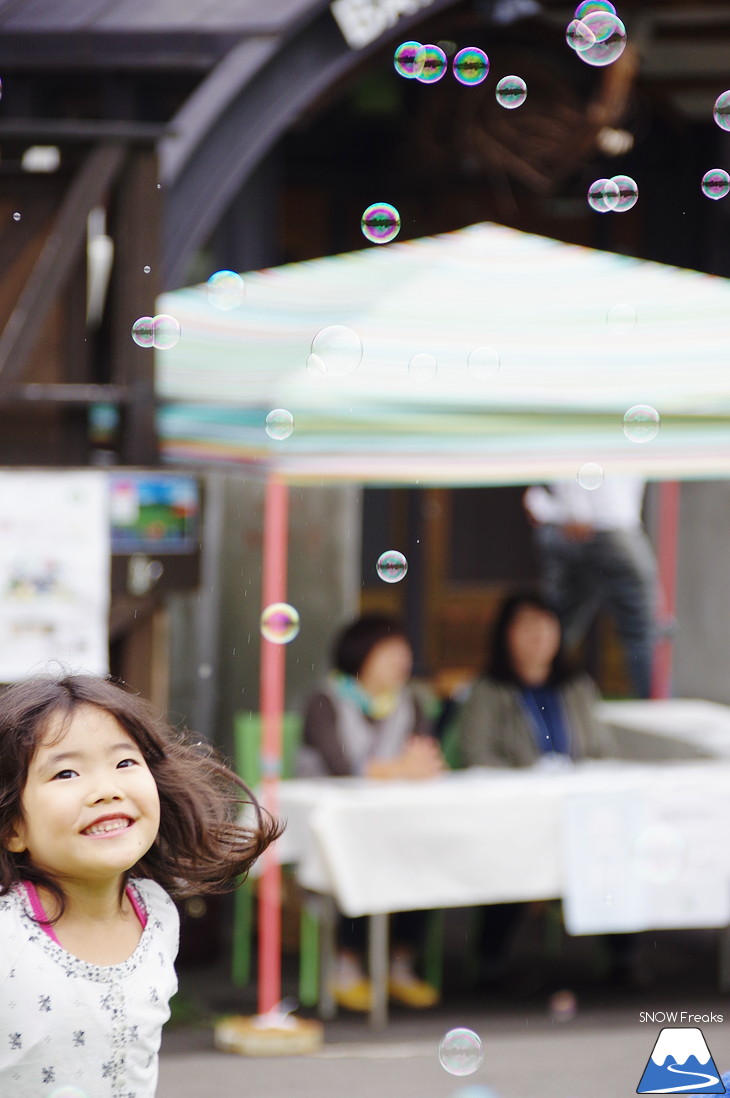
xmin=0 ymin=674 xmax=283 ymax=921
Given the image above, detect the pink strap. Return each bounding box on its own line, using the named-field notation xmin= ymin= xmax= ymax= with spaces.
xmin=21 ymin=881 xmax=147 ymax=942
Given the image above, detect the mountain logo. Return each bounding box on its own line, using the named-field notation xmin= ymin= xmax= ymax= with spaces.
xmin=637 ymin=1028 xmax=724 ymax=1093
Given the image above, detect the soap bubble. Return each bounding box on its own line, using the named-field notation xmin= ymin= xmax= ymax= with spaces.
xmin=495 ymin=75 xmax=527 ymax=109
xmin=623 ymin=404 xmax=660 ymax=443
xmin=305 ymin=353 xmax=327 ymax=377
xmin=260 ymin=603 xmax=300 ymax=644
xmin=632 ymin=823 xmax=686 ymax=885
xmin=574 ymin=12 xmax=626 ymax=67
xmin=394 ymin=41 xmax=425 ymax=79
xmin=207 ymin=269 xmax=245 ymax=310
xmin=414 ymin=44 xmax=448 ymax=84
xmin=575 ymin=0 xmax=616 ymax=15
xmin=361 ymin=202 xmax=401 ymax=244
xmin=151 ymin=314 xmax=181 ymax=350
xmin=702 ymin=168 xmax=730 ymax=200
xmin=143 ymin=265 xmax=151 ymax=274
xmin=265 ymin=409 xmax=294 ymax=440
xmin=453 ymin=47 xmax=490 ymax=86
xmin=310 ymin=326 xmax=363 ymax=376
xmin=438 ymin=1028 xmax=484 ymax=1076
xmin=713 ymin=91 xmax=730 ymax=132
xmin=566 ymin=19 xmax=596 ymax=51
xmin=131 ymin=316 xmax=155 ymax=348
xmin=587 ymin=177 xmax=620 ymax=212
xmin=607 ymin=303 xmax=637 ymax=333
xmin=12 ymin=211 xmax=21 ymax=221
xmin=409 ymin=353 xmax=437 ymax=380
xmin=610 ymin=174 xmax=639 ymax=212
xmin=376 ymin=550 xmax=408 ymax=583
xmin=467 ymin=346 xmax=500 ymax=379
xmin=577 ymin=462 xmax=604 ymax=490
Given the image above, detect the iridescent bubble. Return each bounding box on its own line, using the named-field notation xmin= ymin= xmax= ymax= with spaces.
xmin=453 ymin=47 xmax=490 ymax=86
xmin=305 ymin=352 xmax=327 ymax=377
xmin=207 ymin=269 xmax=245 ymax=310
xmin=713 ymin=91 xmax=730 ymax=132
xmin=632 ymin=823 xmax=686 ymax=885
xmin=265 ymin=408 xmax=295 ymax=440
xmin=260 ymin=602 xmax=300 ymax=644
xmin=495 ymin=75 xmax=527 ymax=109
xmin=131 ymin=316 xmax=155 ymax=348
xmin=575 ymin=0 xmax=616 ymax=15
xmin=611 ymin=174 xmax=639 ymax=212
xmin=12 ymin=211 xmax=20 ymax=222
xmin=414 ymin=44 xmax=448 ymax=84
xmin=361 ymin=202 xmax=401 ymax=244
xmin=702 ymin=168 xmax=730 ymax=201
xmin=623 ymin=404 xmax=660 ymax=443
xmin=574 ymin=12 xmax=627 ymax=67
xmin=143 ymin=265 xmax=151 ymax=274
xmin=376 ymin=550 xmax=408 ymax=583
xmin=409 ymin=353 xmax=437 ymax=380
xmin=607 ymin=303 xmax=637 ymax=333
xmin=438 ymin=1028 xmax=484 ymax=1077
xmin=467 ymin=346 xmax=500 ymax=379
xmin=587 ymin=177 xmax=620 ymax=212
xmin=577 ymin=462 xmax=604 ymax=490
xmin=393 ymin=40 xmax=424 ymax=79
xmin=566 ymin=18 xmax=596 ymax=51
xmin=151 ymin=313 xmax=181 ymax=350
xmin=310 ymin=325 xmax=363 ymax=376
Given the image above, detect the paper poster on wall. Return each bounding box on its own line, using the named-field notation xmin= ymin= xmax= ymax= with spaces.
xmin=0 ymin=471 xmax=109 ymax=681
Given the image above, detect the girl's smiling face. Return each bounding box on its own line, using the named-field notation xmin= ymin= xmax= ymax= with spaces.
xmin=7 ymin=703 xmax=161 ymax=889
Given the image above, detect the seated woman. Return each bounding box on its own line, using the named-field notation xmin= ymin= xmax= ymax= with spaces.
xmin=300 ymin=613 xmax=444 ymax=1011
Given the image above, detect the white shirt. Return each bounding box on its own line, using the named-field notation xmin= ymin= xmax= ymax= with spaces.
xmin=524 ymin=478 xmax=646 ymax=531
xmin=0 ymin=878 xmax=179 ymax=1098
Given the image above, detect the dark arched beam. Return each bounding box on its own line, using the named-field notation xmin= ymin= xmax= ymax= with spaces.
xmin=160 ymin=1 xmax=460 ymax=288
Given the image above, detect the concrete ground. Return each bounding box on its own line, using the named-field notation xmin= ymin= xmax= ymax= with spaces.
xmin=158 ymin=913 xmax=730 ymax=1098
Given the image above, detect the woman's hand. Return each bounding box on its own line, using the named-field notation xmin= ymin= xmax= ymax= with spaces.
xmin=366 ymin=736 xmax=445 ymax=780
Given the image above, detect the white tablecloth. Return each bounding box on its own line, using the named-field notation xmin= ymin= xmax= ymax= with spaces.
xmin=273 ymin=759 xmax=730 ymax=933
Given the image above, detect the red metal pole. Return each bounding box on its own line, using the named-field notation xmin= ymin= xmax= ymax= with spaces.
xmin=651 ymin=480 xmax=680 ymax=699
xmin=258 ymin=476 xmax=289 ymax=1014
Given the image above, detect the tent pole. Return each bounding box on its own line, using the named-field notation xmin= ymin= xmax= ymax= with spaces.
xmin=651 ymin=480 xmax=680 ymax=699
xmin=258 ymin=475 xmax=289 ymax=1014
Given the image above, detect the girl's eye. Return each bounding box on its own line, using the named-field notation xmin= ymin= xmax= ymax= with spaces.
xmin=52 ymin=769 xmax=78 ymax=781
xmin=117 ymin=758 xmax=138 ymax=769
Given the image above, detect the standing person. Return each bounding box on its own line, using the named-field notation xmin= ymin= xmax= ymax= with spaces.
xmin=523 ymin=476 xmax=659 ymax=698
xmin=301 ymin=614 xmax=443 ymax=1011
xmin=0 ymin=673 xmax=281 ymax=1097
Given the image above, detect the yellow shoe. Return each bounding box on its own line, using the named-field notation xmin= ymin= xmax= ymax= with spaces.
xmin=331 ymin=979 xmax=373 ymax=1012
xmin=388 ymin=975 xmax=440 ymax=1009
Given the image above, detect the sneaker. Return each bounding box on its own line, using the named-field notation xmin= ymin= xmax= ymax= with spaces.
xmin=388 ymin=974 xmax=440 ymax=1008
xmin=331 ymin=978 xmax=373 ymax=1012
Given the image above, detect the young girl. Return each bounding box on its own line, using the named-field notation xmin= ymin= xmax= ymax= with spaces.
xmin=0 ymin=673 xmax=282 ymax=1097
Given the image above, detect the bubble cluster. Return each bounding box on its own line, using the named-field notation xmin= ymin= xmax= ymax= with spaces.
xmin=376 ymin=550 xmax=408 ymax=583
xmin=309 ymin=325 xmax=363 ymax=376
xmin=207 ymin=269 xmax=245 ymax=310
xmin=495 ymin=75 xmax=527 ymax=109
xmin=577 ymin=462 xmax=604 ymax=490
xmin=415 ymin=44 xmax=448 ymax=84
xmin=607 ymin=303 xmax=637 ymax=333
xmin=572 ymin=12 xmax=627 ymax=67
xmin=438 ymin=1028 xmax=484 ymax=1076
xmin=393 ymin=41 xmax=425 ymax=79
xmin=587 ymin=177 xmax=620 ymax=213
xmin=467 ymin=346 xmax=500 ymax=379
xmin=265 ymin=408 xmax=295 ymax=440
xmin=453 ymin=47 xmax=490 ymax=86
xmin=131 ymin=314 xmax=181 ymax=350
xmin=701 ymin=168 xmax=730 ymax=201
xmin=714 ymin=91 xmax=730 ymax=132
xmin=623 ymin=404 xmax=660 ymax=443
xmin=361 ymin=202 xmax=401 ymax=244
xmin=409 ymin=353 xmax=437 ymax=380
xmin=260 ymin=602 xmax=300 ymax=644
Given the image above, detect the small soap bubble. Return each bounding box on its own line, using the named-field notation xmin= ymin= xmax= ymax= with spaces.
xmin=151 ymin=313 xmax=181 ymax=350
xmin=207 ymin=269 xmax=245 ymax=310
xmin=495 ymin=75 xmax=527 ymax=109
xmin=623 ymin=404 xmax=660 ymax=443
xmin=394 ymin=40 xmax=425 ymax=79
xmin=131 ymin=316 xmax=155 ymax=348
xmin=575 ymin=0 xmax=616 ymax=15
xmin=587 ymin=177 xmax=620 ymax=212
xmin=610 ymin=174 xmax=639 ymax=212
xmin=439 ymin=1028 xmax=484 ymax=1077
xmin=414 ymin=44 xmax=448 ymax=84
xmin=376 ymin=550 xmax=408 ymax=583
xmin=702 ymin=168 xmax=730 ymax=200
xmin=574 ymin=12 xmax=626 ymax=67
xmin=260 ymin=602 xmax=300 ymax=644
xmin=310 ymin=325 xmax=363 ymax=376
xmin=577 ymin=462 xmax=604 ymax=490
xmin=409 ymin=353 xmax=437 ymax=380
xmin=607 ymin=303 xmax=637 ymax=333
xmin=632 ymin=823 xmax=686 ymax=884
xmin=12 ymin=211 xmax=21 ymax=221
xmin=361 ymin=202 xmax=401 ymax=244
xmin=265 ymin=408 xmax=295 ymax=440
xmin=566 ymin=18 xmax=596 ymax=51
xmin=453 ymin=47 xmax=490 ymax=86
xmin=143 ymin=265 xmax=151 ymax=274
xmin=548 ymin=989 xmax=578 ymax=1021
xmin=468 ymin=346 xmax=500 ymax=379
xmin=713 ymin=91 xmax=730 ymax=132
